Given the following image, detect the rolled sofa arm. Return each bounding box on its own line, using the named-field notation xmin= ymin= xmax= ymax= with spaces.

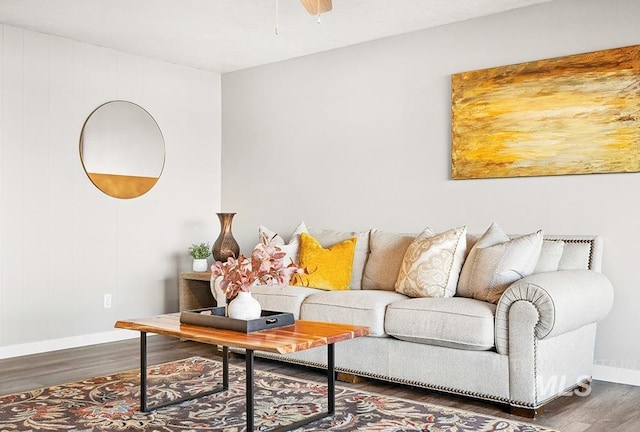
xmin=494 ymin=270 xmax=614 ymax=355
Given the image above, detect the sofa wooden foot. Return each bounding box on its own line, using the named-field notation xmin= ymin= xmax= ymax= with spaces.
xmin=510 ymin=405 xmax=543 ymax=419
xmin=336 ymin=372 xmax=366 ymax=383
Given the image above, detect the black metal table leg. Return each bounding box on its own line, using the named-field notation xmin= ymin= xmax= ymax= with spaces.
xmin=140 ymin=332 xmax=148 ymax=412
xmin=246 ymin=349 xmax=255 ymax=431
xmin=263 ymin=343 xmax=337 ymax=432
xmin=222 ymin=346 xmax=229 ymax=390
xmin=328 ymin=343 xmax=335 ymax=414
xmin=138 ymin=333 xmax=228 ymax=412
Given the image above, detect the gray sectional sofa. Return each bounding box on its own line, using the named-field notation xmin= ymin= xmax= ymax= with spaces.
xmin=224 ymin=226 xmax=614 ymax=416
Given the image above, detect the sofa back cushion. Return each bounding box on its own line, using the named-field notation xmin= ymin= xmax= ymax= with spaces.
xmin=546 ymin=235 xmax=603 ymax=272
xmin=362 ymin=230 xmax=415 ymax=291
xmin=496 ymin=235 xmax=601 ymax=272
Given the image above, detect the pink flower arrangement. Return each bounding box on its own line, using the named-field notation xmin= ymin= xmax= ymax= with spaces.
xmin=210 ymin=232 xmax=307 ymax=300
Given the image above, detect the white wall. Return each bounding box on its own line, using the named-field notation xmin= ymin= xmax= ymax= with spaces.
xmin=222 ymin=0 xmax=640 ymax=383
xmin=0 ymin=25 xmax=221 ymax=355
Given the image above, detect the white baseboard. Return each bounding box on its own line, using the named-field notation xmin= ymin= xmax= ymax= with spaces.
xmin=0 ymin=330 xmax=139 ymax=360
xmin=592 ymin=364 xmax=640 ymax=387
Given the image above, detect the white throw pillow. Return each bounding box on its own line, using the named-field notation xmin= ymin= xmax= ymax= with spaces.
xmin=462 ymin=225 xmax=543 ymax=304
xmin=395 ymin=226 xmax=467 ymax=298
xmin=258 ymin=221 xmax=308 ymax=265
xmin=534 ymin=240 xmax=565 ymax=273
xmin=457 ymin=222 xmax=509 ymax=298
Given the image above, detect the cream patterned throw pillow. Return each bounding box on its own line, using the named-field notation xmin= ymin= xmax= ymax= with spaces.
xmin=460 ymin=224 xmax=543 ymax=304
xmin=394 ymin=226 xmax=467 ymax=298
xmin=258 ymin=221 xmax=308 ymax=264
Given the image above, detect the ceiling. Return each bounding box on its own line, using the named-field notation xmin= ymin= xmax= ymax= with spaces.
xmin=0 ymin=0 xmax=555 ymax=74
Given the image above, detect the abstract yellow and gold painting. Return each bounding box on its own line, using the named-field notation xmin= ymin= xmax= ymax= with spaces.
xmin=451 ymin=45 xmax=640 ymax=179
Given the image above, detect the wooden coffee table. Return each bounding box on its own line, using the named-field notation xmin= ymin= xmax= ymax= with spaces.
xmin=115 ymin=313 xmax=370 ymax=431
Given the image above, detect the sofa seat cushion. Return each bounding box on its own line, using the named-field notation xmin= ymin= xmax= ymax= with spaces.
xmin=301 ymin=290 xmax=408 ymax=337
xmin=252 ymin=285 xmax=323 ymax=319
xmin=385 ymin=297 xmax=497 ymax=351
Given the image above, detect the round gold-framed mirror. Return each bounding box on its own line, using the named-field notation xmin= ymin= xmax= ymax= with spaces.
xmin=79 ymin=100 xmax=165 ymax=199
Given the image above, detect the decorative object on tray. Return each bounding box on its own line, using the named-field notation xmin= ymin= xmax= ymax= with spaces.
xmin=212 ymin=212 xmax=240 ymax=261
xmin=180 ymin=307 xmax=295 ymax=332
xmin=187 ymin=242 xmax=211 ymax=272
xmin=211 ymin=276 xmax=227 ymax=308
xmin=226 ymin=291 xmax=262 ymax=320
xmin=211 ymin=231 xmax=308 ymax=320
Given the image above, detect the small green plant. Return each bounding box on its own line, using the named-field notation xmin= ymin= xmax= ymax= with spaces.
xmin=188 ymin=242 xmax=211 ymax=259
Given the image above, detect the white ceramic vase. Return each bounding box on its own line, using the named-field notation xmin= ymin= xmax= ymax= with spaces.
xmin=192 ymin=258 xmax=208 ymax=272
xmin=227 ymin=291 xmax=262 ymax=320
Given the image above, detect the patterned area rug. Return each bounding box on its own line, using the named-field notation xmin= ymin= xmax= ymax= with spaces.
xmin=0 ymin=356 xmax=558 ymax=431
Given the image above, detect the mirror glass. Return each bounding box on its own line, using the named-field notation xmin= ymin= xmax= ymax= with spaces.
xmin=80 ymin=101 xmax=165 ymax=199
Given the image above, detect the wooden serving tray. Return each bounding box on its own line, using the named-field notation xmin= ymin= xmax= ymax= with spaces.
xmin=179 ymin=307 xmax=295 ymax=333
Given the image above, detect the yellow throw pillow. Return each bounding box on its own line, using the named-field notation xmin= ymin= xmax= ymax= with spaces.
xmin=294 ymin=232 xmax=356 ymax=291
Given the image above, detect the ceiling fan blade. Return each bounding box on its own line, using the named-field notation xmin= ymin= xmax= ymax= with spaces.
xmin=300 ymin=0 xmax=332 ymax=15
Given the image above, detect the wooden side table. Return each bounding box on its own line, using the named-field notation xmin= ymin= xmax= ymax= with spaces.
xmin=178 ymin=271 xmax=216 ymax=311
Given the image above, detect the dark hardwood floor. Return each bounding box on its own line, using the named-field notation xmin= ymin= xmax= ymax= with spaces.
xmin=1 ymin=336 xmax=638 ymax=431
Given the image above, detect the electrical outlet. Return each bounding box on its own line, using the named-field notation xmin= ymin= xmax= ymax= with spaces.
xmin=104 ymin=294 xmax=112 ymax=308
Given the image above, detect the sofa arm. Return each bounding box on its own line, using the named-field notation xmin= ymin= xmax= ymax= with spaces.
xmin=494 ymin=270 xmax=613 ymax=355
